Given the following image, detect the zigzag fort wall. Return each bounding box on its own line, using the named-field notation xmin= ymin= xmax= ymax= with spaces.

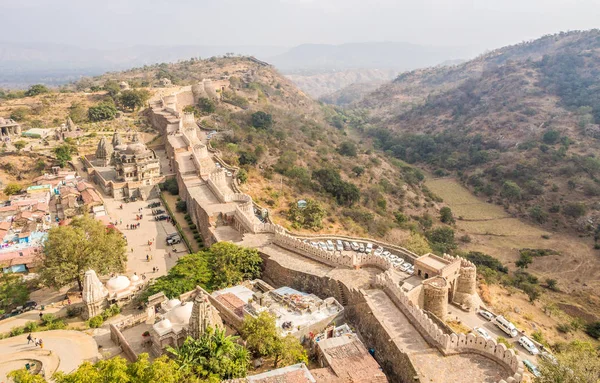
xmin=146 ymin=80 xmax=523 ymax=383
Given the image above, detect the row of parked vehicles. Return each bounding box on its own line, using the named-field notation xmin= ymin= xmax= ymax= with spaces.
xmin=302 ymin=239 xmax=415 ymax=274
xmin=476 ymin=309 xmax=556 ymax=377
xmin=214 ymin=162 xmax=233 ymax=177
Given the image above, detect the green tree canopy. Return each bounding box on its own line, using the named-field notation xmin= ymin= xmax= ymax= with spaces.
xmin=88 ymin=103 xmax=118 ymax=122
xmin=53 ymin=144 xmax=75 ymax=168
xmin=25 ymin=84 xmax=50 ymax=97
xmin=401 ymin=232 xmax=432 ymax=255
xmin=0 ymin=272 xmax=29 ymax=314
xmin=251 ymin=111 xmax=273 ymax=129
xmin=535 ymin=341 xmax=600 ymax=383
xmin=119 ymin=89 xmax=151 ymax=111
xmin=142 ymin=252 xmax=213 ymax=300
xmin=439 ymin=207 xmax=455 ymax=224
xmin=3 ymin=182 xmax=22 ymax=195
xmin=426 ymin=227 xmax=457 ymax=254
xmin=500 ymin=181 xmax=522 ymax=201
xmin=287 ymin=198 xmax=327 ymax=230
xmin=241 ymin=311 xmax=308 ymax=368
xmin=168 ymin=328 xmax=249 ymax=381
xmin=103 ymin=80 xmax=121 ymax=99
xmin=197 ymin=97 xmax=216 ymax=115
xmin=207 ymin=242 xmax=262 ymax=290
xmin=52 ymin=353 xmax=187 ymax=383
xmin=14 ymin=140 xmax=27 ymax=151
xmin=338 ymin=141 xmax=358 ymax=157
xmin=40 ymin=214 xmax=127 ymax=290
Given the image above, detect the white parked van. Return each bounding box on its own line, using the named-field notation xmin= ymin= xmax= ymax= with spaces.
xmin=494 ymin=315 xmax=518 ymax=337
xmin=518 ymin=336 xmax=539 ymax=355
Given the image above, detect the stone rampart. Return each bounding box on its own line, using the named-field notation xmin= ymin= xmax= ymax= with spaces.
xmin=375 ymin=271 xmax=523 ymax=383
xmin=109 ymin=323 xmax=137 ymax=362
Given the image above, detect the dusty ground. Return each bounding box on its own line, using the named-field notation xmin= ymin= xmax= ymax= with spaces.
xmin=426 ymin=178 xmax=600 ymax=319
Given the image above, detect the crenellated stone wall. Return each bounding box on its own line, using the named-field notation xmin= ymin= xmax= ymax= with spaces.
xmin=375 ymin=271 xmax=523 ymax=383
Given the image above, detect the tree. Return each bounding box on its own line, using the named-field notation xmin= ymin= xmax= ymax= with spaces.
xmin=168 ymin=328 xmax=249 ymax=381
xmin=545 ymin=278 xmax=558 ymax=291
xmin=14 ymin=140 xmax=27 ymax=151
xmin=237 ymin=168 xmax=248 ymax=184
xmin=25 ymin=84 xmax=50 ymax=97
xmin=207 ymin=242 xmax=262 ymax=290
xmin=287 ymin=199 xmax=326 ymax=230
xmin=516 ymin=253 xmax=532 ymax=269
xmin=500 ymin=181 xmax=522 ymax=201
xmin=542 ymin=129 xmax=561 ymax=144
xmin=585 ymin=321 xmax=600 ymax=339
xmin=563 ymin=202 xmax=587 ymax=218
xmin=401 ymin=232 xmax=432 ymax=255
xmin=241 ymin=312 xmax=308 ymax=368
xmin=238 ymin=151 xmax=257 ymax=166
xmin=0 ymin=272 xmax=29 ymax=314
xmin=40 ymin=214 xmax=127 ymax=290
xmin=535 ymin=341 xmax=600 ymax=383
xmin=53 ymin=353 xmax=187 ymax=383
xmin=119 ymin=89 xmax=151 ymax=111
xmin=251 ymin=111 xmax=273 ymax=129
xmin=197 ymin=97 xmax=216 ymax=115
xmin=439 ymin=207 xmax=455 ymax=224
xmin=142 ymin=253 xmax=212 ymax=300
xmin=8 ymin=369 xmax=47 ymax=383
xmin=528 ymin=205 xmax=548 ymax=224
xmin=103 ymin=80 xmax=121 ymax=99
xmin=352 ymin=166 xmax=365 ymax=177
xmin=426 ymin=227 xmax=457 ymax=254
xmin=338 ymin=141 xmax=357 ymax=157
xmin=88 ymin=103 xmax=118 ymax=122
xmin=3 ymin=182 xmax=22 ymax=195
xmin=53 ymin=144 xmax=74 ymax=167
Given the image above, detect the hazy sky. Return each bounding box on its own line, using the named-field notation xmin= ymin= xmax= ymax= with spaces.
xmin=1 ymin=0 xmax=599 ymax=50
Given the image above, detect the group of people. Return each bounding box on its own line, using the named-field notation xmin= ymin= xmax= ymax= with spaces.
xmin=26 ymin=333 xmax=44 ymax=349
xmin=127 ymin=223 xmax=141 ymax=229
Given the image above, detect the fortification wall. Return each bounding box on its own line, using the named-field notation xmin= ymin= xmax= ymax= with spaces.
xmin=109 ymin=323 xmax=137 ymax=362
xmin=375 ymin=271 xmax=523 ymax=383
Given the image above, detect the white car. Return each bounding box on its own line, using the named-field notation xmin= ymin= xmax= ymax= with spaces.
xmin=518 ymin=336 xmax=539 ymax=355
xmin=382 ymin=251 xmax=391 ymax=258
xmin=365 ymin=243 xmax=373 ymax=254
xmin=215 ymin=162 xmax=221 ymax=168
xmin=310 ymin=242 xmax=318 ymax=248
xmin=478 ymin=310 xmax=495 ymax=321
xmin=407 ymin=266 xmax=415 ymax=275
xmin=358 ymin=243 xmax=365 ymax=253
xmin=402 ymin=262 xmax=411 ymax=270
xmin=474 ymin=327 xmax=492 ymax=340
xmin=336 ymin=240 xmax=343 ymax=251
xmin=326 ymin=240 xmax=335 ymax=252
xmin=351 ymin=242 xmax=359 ymax=251
xmin=319 ymin=242 xmax=327 ymax=251
xmin=398 ymin=263 xmax=410 ymax=271
xmin=374 ymin=247 xmax=384 ymax=256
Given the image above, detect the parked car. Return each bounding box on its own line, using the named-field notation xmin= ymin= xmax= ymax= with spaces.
xmin=319 ymin=242 xmax=327 ymax=251
xmin=358 ymin=243 xmax=365 ymax=253
xmin=398 ymin=263 xmax=410 ymax=272
xmin=374 ymin=247 xmax=384 ymax=256
xmin=478 ymin=310 xmax=495 ymax=321
xmin=226 ymin=171 xmax=233 ymax=177
xmin=343 ymin=241 xmax=351 ymax=251
xmin=518 ymin=336 xmax=539 ymax=355
xmin=167 ymin=236 xmax=181 ymax=245
xmin=523 ymin=360 xmax=541 ymax=378
xmin=382 ymin=251 xmax=391 ymax=257
xmin=473 ymin=327 xmax=492 ymax=340
xmin=152 ymin=209 xmax=165 ymax=215
xmin=407 ymin=266 xmax=415 ymax=275
xmin=336 ymin=240 xmax=343 ymax=251
xmin=494 ymin=315 xmax=518 ymax=337
xmin=401 ymin=262 xmax=411 ymax=271
xmin=155 ymin=215 xmax=169 ymax=221
xmin=147 ymin=202 xmax=160 ymax=208
xmin=351 ymin=242 xmax=359 ymax=251
xmin=310 ymin=242 xmax=318 ymax=248
xmin=365 ymin=243 xmax=373 ymax=254
xmin=22 ymin=301 xmax=38 ymax=312
xmin=326 ymin=240 xmax=335 ymax=252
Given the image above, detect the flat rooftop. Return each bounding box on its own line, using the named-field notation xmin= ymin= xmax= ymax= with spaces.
xmin=416 ymin=253 xmax=451 ymax=271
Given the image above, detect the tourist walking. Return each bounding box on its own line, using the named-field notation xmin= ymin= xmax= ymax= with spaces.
xmin=146 ymin=254 xmax=149 ymax=262
xmin=27 ymin=333 xmax=33 ymax=344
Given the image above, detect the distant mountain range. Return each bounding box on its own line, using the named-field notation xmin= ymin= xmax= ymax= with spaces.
xmin=0 ymin=41 xmax=473 ymax=89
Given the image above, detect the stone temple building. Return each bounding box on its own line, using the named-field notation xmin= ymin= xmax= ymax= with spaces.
xmin=84 ymin=131 xmax=161 ymax=200
xmin=82 ymin=269 xmax=145 ymax=319
xmin=0 ymin=117 xmax=21 ymax=138
xmin=149 ymin=287 xmax=223 ymax=356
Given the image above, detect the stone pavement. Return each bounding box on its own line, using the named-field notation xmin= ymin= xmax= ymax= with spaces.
xmin=0 ymin=330 xmax=98 ymax=380
xmin=102 ymin=195 xmax=187 ymax=279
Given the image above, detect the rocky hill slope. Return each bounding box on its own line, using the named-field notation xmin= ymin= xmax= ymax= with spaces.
xmin=356 ymin=29 xmax=600 ymax=235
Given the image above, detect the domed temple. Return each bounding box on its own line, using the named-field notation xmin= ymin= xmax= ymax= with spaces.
xmin=82 ymin=270 xmax=145 ymax=319
xmin=85 ymin=131 xmax=161 ymax=200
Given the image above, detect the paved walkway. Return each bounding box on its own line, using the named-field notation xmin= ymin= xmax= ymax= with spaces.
xmin=0 ymin=330 xmax=98 ymax=380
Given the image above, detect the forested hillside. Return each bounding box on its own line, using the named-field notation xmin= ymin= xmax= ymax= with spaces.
xmin=356 ymin=30 xmax=600 ymax=234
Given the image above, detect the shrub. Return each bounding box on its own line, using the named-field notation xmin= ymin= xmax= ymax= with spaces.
xmin=41 ymin=313 xmax=57 ymax=326
xmin=176 ymin=200 xmax=187 ymax=213
xmin=251 ymin=111 xmax=273 ymax=129
xmin=585 ymin=321 xmax=600 ymax=339
xmin=338 ymin=141 xmax=357 ymax=157
xmin=439 ymin=207 xmax=455 ymax=224
xmin=160 ymin=178 xmax=179 ymax=195
xmin=87 ymin=315 xmax=104 ymax=328
xmin=3 ymin=183 xmax=22 ymax=195
xmin=10 ymin=326 xmax=24 ymax=337
xmin=197 ymin=97 xmax=216 ymax=115
xmin=25 ymin=84 xmax=50 ymax=97
xmin=88 ymin=103 xmax=118 ymax=122
xmin=24 ymin=321 xmax=38 ymax=333
xmin=542 ymin=129 xmax=560 ymax=144
xmin=556 ymin=323 xmax=572 ymax=333
xmin=47 ymin=320 xmax=67 ymax=330
xmin=189 ymin=224 xmax=197 ymax=230
xmin=10 ymin=107 xmax=29 ymax=121
xmin=563 ymin=202 xmax=587 ymax=218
